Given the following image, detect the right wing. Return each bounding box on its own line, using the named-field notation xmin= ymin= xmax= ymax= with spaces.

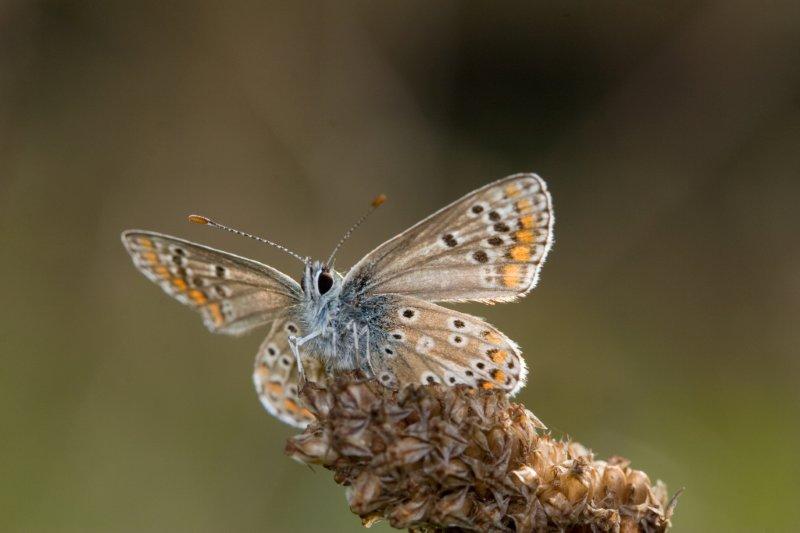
xmin=121 ymin=231 xmax=301 ymax=335
xmin=369 ymin=296 xmax=527 ymax=396
xmin=343 ymin=174 xmax=554 ymax=304
xmin=253 ymin=318 xmax=328 ymax=428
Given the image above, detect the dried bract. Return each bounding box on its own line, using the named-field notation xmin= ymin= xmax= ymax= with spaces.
xmin=286 ymin=373 xmax=679 ymax=532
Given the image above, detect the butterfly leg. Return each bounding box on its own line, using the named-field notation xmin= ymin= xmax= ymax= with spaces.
xmin=287 ymin=335 xmax=306 ymax=382
xmin=289 ymin=329 xmax=322 ymax=383
xmin=331 ymin=326 xmax=337 ymax=362
xmin=350 ymin=321 xmax=363 ymax=371
xmin=320 ymin=321 xmax=337 ymax=374
xmin=358 ymin=325 xmax=377 ymax=377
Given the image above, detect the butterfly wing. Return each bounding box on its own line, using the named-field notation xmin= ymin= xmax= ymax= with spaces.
xmin=253 ymin=318 xmax=327 ymax=428
xmin=370 ymin=296 xmax=527 ymax=396
xmin=344 ymin=173 xmax=553 ymax=303
xmin=121 ymin=230 xmax=301 ymax=335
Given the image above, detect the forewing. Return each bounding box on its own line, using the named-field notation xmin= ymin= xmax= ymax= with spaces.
xmin=371 ymin=297 xmax=527 ymax=396
xmin=121 ymin=231 xmax=300 ymax=335
xmin=344 ymin=173 xmax=554 ymax=303
xmin=252 ymin=318 xmax=327 ymax=428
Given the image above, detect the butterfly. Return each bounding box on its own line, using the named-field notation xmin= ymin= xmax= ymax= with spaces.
xmin=121 ymin=173 xmax=554 ymax=428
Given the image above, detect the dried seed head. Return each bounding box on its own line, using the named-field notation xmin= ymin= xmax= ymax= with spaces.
xmin=285 ymin=373 xmax=679 ymax=532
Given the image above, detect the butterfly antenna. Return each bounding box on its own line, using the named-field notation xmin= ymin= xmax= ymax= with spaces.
xmin=187 ymin=214 xmax=308 ymax=264
xmin=327 ymin=194 xmax=386 ymax=265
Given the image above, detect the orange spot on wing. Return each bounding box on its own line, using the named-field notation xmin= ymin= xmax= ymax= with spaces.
xmin=503 ymin=264 xmax=522 ymax=287
xmin=505 ymin=183 xmax=521 ymax=197
xmin=492 ymin=369 xmax=506 ymax=383
xmin=483 ymin=331 xmax=503 ymax=344
xmin=491 ymin=350 xmax=508 ymax=364
xmin=519 ymin=215 xmax=534 ymax=229
xmin=171 ymin=278 xmax=187 ymax=291
xmin=207 ymin=303 xmax=224 ymax=326
xmin=254 ymin=366 xmax=269 ymax=379
xmin=154 ymin=265 xmax=170 ymax=279
xmin=514 ymin=229 xmax=534 ymax=244
xmin=266 ymin=382 xmax=283 ymax=395
xmin=300 ymin=408 xmax=314 ymax=420
xmin=509 ymin=245 xmax=531 ymax=261
xmin=189 ymin=289 xmax=206 ymax=304
xmin=515 ymin=198 xmax=532 ymax=211
xmin=284 ymin=399 xmax=300 ymax=412
xmin=141 ymin=251 xmax=158 ymax=264
xmin=136 ymin=237 xmax=154 ymax=248
xmin=481 ymin=381 xmax=494 ymax=390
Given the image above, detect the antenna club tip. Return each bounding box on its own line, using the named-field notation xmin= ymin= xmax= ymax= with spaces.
xmin=187 ymin=214 xmax=210 ymax=225
xmin=371 ymin=194 xmax=387 ymax=208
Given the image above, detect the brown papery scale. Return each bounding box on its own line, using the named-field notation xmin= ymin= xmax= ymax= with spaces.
xmin=285 ymin=373 xmax=681 ymax=532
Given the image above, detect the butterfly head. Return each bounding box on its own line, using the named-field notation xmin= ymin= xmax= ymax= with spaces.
xmin=302 ymin=260 xmax=342 ymax=301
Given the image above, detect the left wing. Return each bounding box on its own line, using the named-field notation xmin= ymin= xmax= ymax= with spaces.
xmin=343 ymin=173 xmax=554 ymax=304
xmin=253 ymin=318 xmax=327 ymax=428
xmin=121 ymin=231 xmax=300 ymax=335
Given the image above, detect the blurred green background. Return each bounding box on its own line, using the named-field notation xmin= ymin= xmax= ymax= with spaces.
xmin=2 ymin=1 xmax=799 ymax=531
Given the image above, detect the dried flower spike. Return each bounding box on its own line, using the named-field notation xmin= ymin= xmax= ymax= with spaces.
xmin=286 ymin=373 xmax=680 ymax=532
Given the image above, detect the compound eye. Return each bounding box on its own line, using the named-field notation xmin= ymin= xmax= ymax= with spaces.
xmin=316 ymin=271 xmax=334 ymax=295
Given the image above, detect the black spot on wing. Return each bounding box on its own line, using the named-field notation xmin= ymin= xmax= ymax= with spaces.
xmin=473 ymin=251 xmax=489 ymax=263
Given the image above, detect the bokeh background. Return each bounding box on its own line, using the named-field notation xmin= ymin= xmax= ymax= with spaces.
xmin=2 ymin=1 xmax=799 ymax=531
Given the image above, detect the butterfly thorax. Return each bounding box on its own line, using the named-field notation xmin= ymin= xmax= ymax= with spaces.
xmin=297 ymin=261 xmax=394 ymax=374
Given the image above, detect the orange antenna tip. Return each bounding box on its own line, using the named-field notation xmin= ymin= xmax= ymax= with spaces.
xmin=371 ymin=194 xmax=387 ymax=208
xmin=327 ymin=192 xmax=389 ymax=264
xmin=187 ymin=214 xmax=210 ymax=225
xmin=185 ymin=214 xmax=306 ymax=264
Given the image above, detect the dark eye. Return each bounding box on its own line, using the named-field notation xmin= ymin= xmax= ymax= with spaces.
xmin=317 ymin=271 xmax=333 ymax=295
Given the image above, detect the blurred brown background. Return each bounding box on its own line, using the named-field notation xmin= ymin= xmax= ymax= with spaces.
xmin=2 ymin=1 xmax=799 ymax=531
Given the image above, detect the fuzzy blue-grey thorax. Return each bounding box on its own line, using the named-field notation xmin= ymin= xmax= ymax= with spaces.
xmin=296 ymin=260 xmax=394 ymax=373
